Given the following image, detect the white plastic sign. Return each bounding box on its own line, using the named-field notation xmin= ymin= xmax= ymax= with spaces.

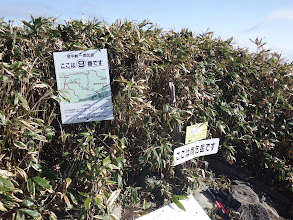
xmin=173 ymin=138 xmax=219 ymax=166
xmin=136 ymin=195 xmax=210 ymax=220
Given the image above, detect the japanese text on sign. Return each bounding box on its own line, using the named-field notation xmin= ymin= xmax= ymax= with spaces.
xmin=173 ymin=138 xmax=219 ymax=166
xmin=60 ymin=52 xmax=103 ymax=69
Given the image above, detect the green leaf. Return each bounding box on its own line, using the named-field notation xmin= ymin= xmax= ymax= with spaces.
xmin=45 ymin=128 xmax=55 ymax=139
xmin=206 ymin=78 xmax=217 ymax=87
xmin=93 ymin=215 xmax=108 ymax=220
xmin=59 ymin=90 xmax=71 ymax=103
xmin=14 ymin=141 xmax=27 ymax=150
xmin=65 ymin=178 xmax=72 ymax=189
xmin=14 ymin=92 xmax=29 ymax=110
xmin=63 ymin=152 xmax=70 ymax=156
xmin=87 ymin=162 xmax=92 ymax=171
xmin=2 ymin=200 xmax=18 ymax=207
xmin=61 ymin=133 xmax=71 ymax=143
xmin=32 ymin=176 xmax=52 ymax=190
xmin=110 ymin=213 xmax=119 ymax=220
xmin=107 ymin=189 xmax=121 ymax=207
xmin=33 ymin=82 xmax=49 ymax=89
xmin=67 ymin=191 xmax=78 ymax=205
xmin=241 ymin=135 xmax=252 ymax=140
xmin=78 ymin=191 xmax=88 ymax=197
xmin=85 ymin=135 xmax=93 ymax=143
xmin=167 ymin=119 xmax=173 ymax=132
xmin=172 ymin=195 xmax=188 ymax=200
xmin=80 ymin=132 xmax=91 ymax=137
xmin=0 ymin=74 xmax=9 ymax=82
xmin=106 ymin=164 xmax=120 ymax=170
xmin=94 ymin=197 xmax=102 ymax=207
xmin=27 ymin=179 xmax=35 ymax=197
xmin=31 ymin=163 xmax=42 ymax=171
xmin=253 ymin=139 xmax=261 ymax=148
xmin=0 ymin=111 xmax=10 ymax=125
xmin=21 ymin=197 xmax=35 ymax=209
xmin=105 ymin=179 xmax=116 ymax=185
xmin=16 ymin=167 xmax=28 ymax=182
xmin=0 ymin=176 xmax=14 ymax=189
xmin=20 ymin=208 xmax=41 ymax=218
xmin=16 ymin=210 xmax=25 ymax=220
xmin=0 ymin=176 xmax=13 ymax=188
xmin=84 ymin=197 xmax=91 ymax=210
xmin=152 ymin=148 xmax=161 ymax=167
xmin=103 ymin=156 xmax=111 ymax=166
xmin=171 ymin=197 xmax=186 ymax=211
xmin=216 ymin=121 xmax=226 ymax=134
xmin=49 ymin=211 xmax=58 ymax=220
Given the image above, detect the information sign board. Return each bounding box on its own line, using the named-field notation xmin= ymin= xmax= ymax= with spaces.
xmin=173 ymin=138 xmax=219 ymax=166
xmin=53 ymin=49 xmax=113 ymax=124
xmin=185 ymin=122 xmax=208 ymax=144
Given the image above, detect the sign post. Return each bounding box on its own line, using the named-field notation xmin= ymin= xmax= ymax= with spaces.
xmin=53 ymin=49 xmax=114 ymax=124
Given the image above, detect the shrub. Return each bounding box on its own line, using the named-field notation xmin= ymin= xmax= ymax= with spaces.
xmin=0 ymin=16 xmax=292 ymax=219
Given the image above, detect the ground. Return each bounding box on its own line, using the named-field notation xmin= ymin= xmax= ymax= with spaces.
xmin=121 ymin=155 xmax=293 ymax=219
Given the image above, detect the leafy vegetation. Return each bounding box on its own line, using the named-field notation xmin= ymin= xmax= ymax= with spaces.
xmin=0 ymin=16 xmax=292 ymax=219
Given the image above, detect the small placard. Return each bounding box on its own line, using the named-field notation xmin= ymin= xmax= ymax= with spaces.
xmin=173 ymin=138 xmax=219 ymax=166
xmin=185 ymin=122 xmax=208 ymax=144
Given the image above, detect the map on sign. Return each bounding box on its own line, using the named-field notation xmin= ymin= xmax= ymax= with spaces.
xmin=59 ymin=69 xmax=109 ymax=103
xmin=53 ymin=49 xmax=114 ymax=124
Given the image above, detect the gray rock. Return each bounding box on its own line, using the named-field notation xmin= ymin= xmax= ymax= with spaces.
xmin=231 ymin=183 xmax=259 ymax=205
xmin=193 ymin=191 xmax=215 ymax=210
xmin=192 ymin=181 xmax=284 ymax=220
xmin=239 ymin=203 xmax=271 ymax=220
xmin=261 ymin=200 xmax=280 ymax=219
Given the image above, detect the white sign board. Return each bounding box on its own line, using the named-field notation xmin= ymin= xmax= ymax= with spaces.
xmin=136 ymin=195 xmax=210 ymax=220
xmin=173 ymin=138 xmax=219 ymax=166
xmin=53 ymin=49 xmax=114 ymax=124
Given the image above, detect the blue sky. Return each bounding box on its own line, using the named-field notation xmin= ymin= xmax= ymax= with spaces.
xmin=1 ymin=0 xmax=293 ymax=61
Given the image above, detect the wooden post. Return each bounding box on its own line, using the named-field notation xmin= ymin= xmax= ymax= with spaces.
xmin=169 ymin=82 xmax=181 ymax=143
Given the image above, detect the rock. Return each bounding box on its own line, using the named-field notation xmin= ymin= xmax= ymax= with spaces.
xmin=193 ymin=191 xmax=215 ymax=210
xmin=230 ymin=181 xmax=278 ymax=220
xmin=192 ymin=181 xmax=285 ymax=220
xmin=231 ymin=182 xmax=259 ymax=205
xmin=261 ymin=198 xmax=280 ymax=219
xmin=193 ymin=184 xmax=215 ymax=210
xmin=239 ymin=203 xmax=271 ymax=220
